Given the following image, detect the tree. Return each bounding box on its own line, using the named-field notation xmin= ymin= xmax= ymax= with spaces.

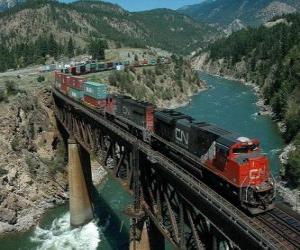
xmin=134 ymin=54 xmax=139 ymax=62
xmin=48 ymin=33 xmax=58 ymax=58
xmin=67 ymin=37 xmax=75 ymax=58
xmin=5 ymin=81 xmax=18 ymax=95
xmin=88 ymin=39 xmax=107 ymax=60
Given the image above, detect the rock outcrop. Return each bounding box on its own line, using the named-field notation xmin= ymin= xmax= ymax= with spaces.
xmin=0 ymin=88 xmax=68 ymax=234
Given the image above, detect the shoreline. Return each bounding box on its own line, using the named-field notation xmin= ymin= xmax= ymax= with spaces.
xmin=159 ymin=80 xmax=208 ymax=110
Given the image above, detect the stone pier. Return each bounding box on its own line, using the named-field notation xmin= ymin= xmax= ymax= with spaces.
xmin=68 ymin=138 xmax=93 ymax=227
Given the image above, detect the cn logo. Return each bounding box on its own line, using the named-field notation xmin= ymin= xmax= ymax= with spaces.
xmin=175 ymin=128 xmax=189 ymax=145
xmin=249 ymin=169 xmax=265 ymax=180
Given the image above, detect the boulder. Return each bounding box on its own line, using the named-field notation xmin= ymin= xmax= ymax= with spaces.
xmin=0 ymin=208 xmax=17 ymax=225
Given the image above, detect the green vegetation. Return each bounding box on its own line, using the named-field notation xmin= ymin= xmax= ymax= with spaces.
xmin=0 ymin=33 xmax=76 ymax=71
xmin=203 ymin=13 xmax=300 ymax=187
xmin=40 ymin=140 xmax=66 ymax=176
xmin=88 ymin=39 xmax=107 ymax=60
xmin=284 ymin=133 xmax=300 ymax=187
xmin=37 ymin=75 xmax=45 ymax=82
xmin=107 ymin=56 xmax=202 ymax=104
xmin=0 ymin=80 xmax=19 ymax=103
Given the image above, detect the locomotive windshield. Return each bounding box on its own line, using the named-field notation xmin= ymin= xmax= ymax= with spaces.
xmin=232 ymin=144 xmax=258 ymax=154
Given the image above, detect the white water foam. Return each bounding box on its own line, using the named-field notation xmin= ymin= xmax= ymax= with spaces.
xmin=31 ymin=212 xmax=100 ymax=250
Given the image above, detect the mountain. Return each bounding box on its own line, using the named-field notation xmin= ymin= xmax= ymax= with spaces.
xmin=193 ymin=13 xmax=300 ymax=187
xmin=178 ymin=0 xmax=300 ymax=27
xmin=0 ymin=0 xmax=24 ymax=11
xmin=0 ymin=0 xmax=219 ymax=56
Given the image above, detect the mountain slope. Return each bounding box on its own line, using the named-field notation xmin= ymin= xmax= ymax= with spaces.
xmin=193 ymin=13 xmax=300 ymax=187
xmin=0 ymin=0 xmax=24 ymax=12
xmin=0 ymin=0 xmax=219 ymax=55
xmin=178 ymin=0 xmax=300 ymax=27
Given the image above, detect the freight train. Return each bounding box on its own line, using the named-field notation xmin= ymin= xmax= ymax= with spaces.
xmin=60 ymin=56 xmax=171 ymax=76
xmin=54 ymin=72 xmax=275 ymax=215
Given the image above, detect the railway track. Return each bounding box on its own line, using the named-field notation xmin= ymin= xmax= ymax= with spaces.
xmin=256 ymin=206 xmax=300 ymax=249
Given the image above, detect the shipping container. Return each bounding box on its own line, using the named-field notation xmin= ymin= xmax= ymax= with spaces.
xmin=107 ymin=62 xmax=114 ymax=69
xmin=76 ymin=66 xmax=81 ymax=75
xmin=97 ymin=63 xmax=107 ymax=71
xmin=116 ymin=65 xmax=125 ymax=71
xmin=83 ymin=95 xmax=107 ymax=108
xmin=150 ymin=59 xmax=157 ymax=65
xmin=68 ymin=87 xmax=84 ymax=100
xmin=90 ymin=63 xmax=97 ymax=72
xmin=60 ymin=74 xmax=71 ymax=93
xmin=69 ymin=66 xmax=76 ymax=75
xmin=122 ymin=61 xmax=130 ymax=66
xmin=84 ymin=82 xmax=108 ymax=100
xmin=80 ymin=65 xmax=86 ymax=74
xmin=70 ymin=76 xmax=86 ymax=90
xmin=85 ymin=63 xmax=91 ymax=73
xmin=140 ymin=59 xmax=148 ymax=65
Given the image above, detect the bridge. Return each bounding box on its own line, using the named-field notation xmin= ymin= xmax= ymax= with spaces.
xmin=52 ymin=87 xmax=300 ymax=250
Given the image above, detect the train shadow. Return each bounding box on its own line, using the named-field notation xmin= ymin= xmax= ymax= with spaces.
xmin=89 ymin=181 xmax=130 ymax=250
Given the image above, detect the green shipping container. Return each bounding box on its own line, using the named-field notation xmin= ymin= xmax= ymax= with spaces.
xmin=68 ymin=87 xmax=84 ymax=100
xmin=84 ymin=81 xmax=107 ymax=100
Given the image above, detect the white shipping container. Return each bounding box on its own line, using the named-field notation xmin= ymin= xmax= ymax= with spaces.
xmin=116 ymin=65 xmax=125 ymax=71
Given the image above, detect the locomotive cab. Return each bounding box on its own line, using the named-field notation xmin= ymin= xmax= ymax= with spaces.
xmin=227 ymin=137 xmax=275 ymax=214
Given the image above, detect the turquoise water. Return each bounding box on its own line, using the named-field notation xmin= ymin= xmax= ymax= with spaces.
xmin=178 ymin=73 xmax=285 ymax=176
xmin=0 ymin=73 xmax=285 ymax=249
xmin=0 ymin=177 xmax=132 ymax=250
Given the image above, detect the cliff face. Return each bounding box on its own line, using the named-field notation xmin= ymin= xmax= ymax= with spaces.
xmin=0 ymin=83 xmax=68 ymax=234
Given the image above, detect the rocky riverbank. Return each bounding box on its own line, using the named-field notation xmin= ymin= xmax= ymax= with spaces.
xmin=192 ymin=53 xmax=275 ymax=119
xmin=0 ymin=86 xmax=68 ymax=235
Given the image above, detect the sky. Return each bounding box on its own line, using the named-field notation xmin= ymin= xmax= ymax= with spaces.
xmin=62 ymin=0 xmax=205 ymax=12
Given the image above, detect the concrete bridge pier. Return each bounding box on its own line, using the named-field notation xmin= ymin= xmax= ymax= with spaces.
xmin=130 ymin=219 xmax=165 ymax=250
xmin=68 ymin=138 xmax=93 ymax=227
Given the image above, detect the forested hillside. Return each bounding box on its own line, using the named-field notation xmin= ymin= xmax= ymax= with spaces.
xmin=179 ymin=0 xmax=300 ymax=27
xmin=0 ymin=0 xmax=219 ymax=71
xmin=193 ymin=14 xmax=300 ymax=187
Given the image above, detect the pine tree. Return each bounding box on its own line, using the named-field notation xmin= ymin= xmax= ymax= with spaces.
xmin=88 ymin=39 xmax=107 ymax=60
xmin=67 ymin=37 xmax=75 ymax=58
xmin=48 ymin=33 xmax=58 ymax=58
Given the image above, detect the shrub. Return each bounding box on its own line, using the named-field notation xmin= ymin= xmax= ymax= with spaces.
xmin=285 ymin=151 xmax=300 ymax=188
xmin=5 ymin=81 xmax=18 ymax=95
xmin=11 ymin=137 xmax=21 ymax=151
xmin=37 ymin=75 xmax=45 ymax=82
xmin=0 ymin=88 xmax=6 ymax=102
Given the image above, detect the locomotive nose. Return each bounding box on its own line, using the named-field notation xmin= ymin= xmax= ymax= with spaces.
xmin=248 ymin=156 xmax=269 ymax=185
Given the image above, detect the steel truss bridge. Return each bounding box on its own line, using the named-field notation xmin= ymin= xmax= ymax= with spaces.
xmin=52 ymin=88 xmax=300 ymax=250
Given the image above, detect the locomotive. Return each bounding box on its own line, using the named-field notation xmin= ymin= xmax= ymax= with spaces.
xmin=54 ymin=72 xmax=275 ymax=214
xmin=154 ymin=110 xmax=275 ymax=214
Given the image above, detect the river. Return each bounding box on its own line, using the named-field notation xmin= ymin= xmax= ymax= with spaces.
xmin=0 ymin=73 xmax=285 ymax=249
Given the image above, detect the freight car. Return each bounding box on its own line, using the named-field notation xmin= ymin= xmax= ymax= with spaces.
xmin=54 ymin=72 xmax=275 ymax=215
